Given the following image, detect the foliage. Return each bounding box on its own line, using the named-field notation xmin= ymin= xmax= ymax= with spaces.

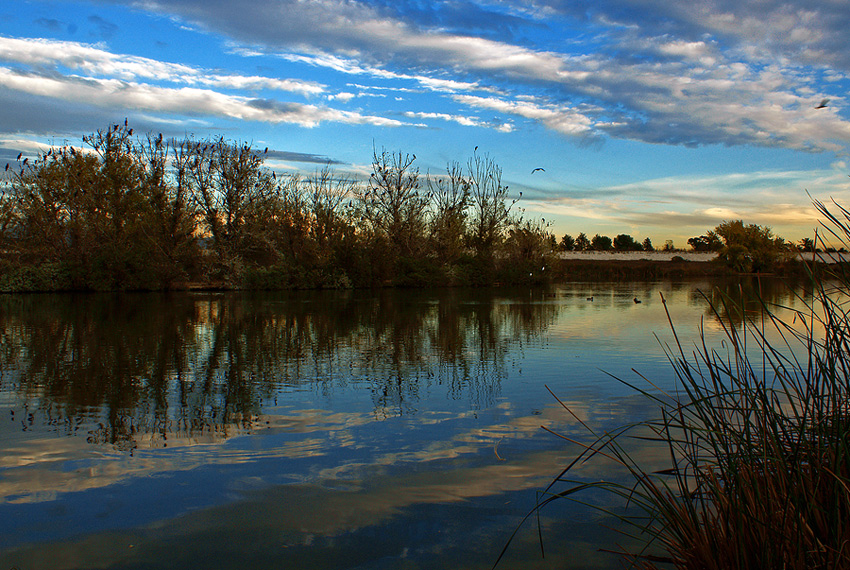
xmin=713 ymin=220 xmax=792 ymax=272
xmin=1 ymin=123 xmax=200 ymax=289
xmin=688 ymin=232 xmax=723 ymax=252
xmin=0 ymin=261 xmax=72 ymax=292
xmin=591 ymin=233 xmax=613 ymax=251
xmin=574 ymin=232 xmax=590 ymax=251
xmin=559 ymin=234 xmax=575 ymax=251
xmin=613 ymin=233 xmax=643 ymax=251
xmin=642 ymin=237 xmax=654 ymax=252
xmin=798 ymin=237 xmax=815 ymax=252
xmin=502 ymin=218 xmax=557 ymax=285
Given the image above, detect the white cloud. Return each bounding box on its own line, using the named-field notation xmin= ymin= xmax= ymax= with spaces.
xmin=0 ymin=67 xmax=402 ymax=128
xmin=402 ymin=110 xmax=511 ymax=131
xmin=0 ymin=36 xmax=325 ymax=96
xmin=453 ymin=94 xmax=596 ymax=137
xmin=327 ymin=92 xmax=355 ymax=102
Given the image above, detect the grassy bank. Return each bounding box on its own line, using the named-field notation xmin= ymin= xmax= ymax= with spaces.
xmin=553 ymin=257 xmax=727 ymax=281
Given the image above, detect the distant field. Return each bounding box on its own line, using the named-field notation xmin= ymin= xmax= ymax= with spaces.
xmin=557 ymin=251 xmax=718 ymax=262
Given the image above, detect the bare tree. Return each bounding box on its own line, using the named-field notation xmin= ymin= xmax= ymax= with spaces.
xmin=466 ymin=151 xmax=515 ymax=256
xmin=182 ymin=137 xmax=277 ymax=271
xmin=427 ymin=161 xmax=469 ymax=263
xmin=359 ymin=147 xmax=428 ymax=258
xmin=305 ymin=164 xmax=357 ymax=253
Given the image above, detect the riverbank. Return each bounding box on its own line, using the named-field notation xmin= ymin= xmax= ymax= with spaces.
xmin=0 ymin=251 xmax=820 ymax=293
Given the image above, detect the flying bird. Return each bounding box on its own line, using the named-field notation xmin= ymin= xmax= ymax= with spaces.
xmin=816 ymin=98 xmax=830 ymax=109
xmin=531 ymin=168 xmax=545 ymax=174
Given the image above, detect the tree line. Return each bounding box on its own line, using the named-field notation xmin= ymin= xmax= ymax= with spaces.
xmin=0 ymin=122 xmax=557 ymax=291
xmin=556 ymin=232 xmax=660 ymax=252
xmin=0 ymin=122 xmax=815 ymax=291
xmin=564 ymin=220 xmax=815 ymax=274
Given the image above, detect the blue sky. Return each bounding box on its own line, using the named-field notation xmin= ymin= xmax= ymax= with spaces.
xmin=1 ymin=0 xmax=848 ymax=245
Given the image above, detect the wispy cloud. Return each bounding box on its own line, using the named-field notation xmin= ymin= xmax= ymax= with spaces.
xmin=453 ymin=94 xmax=596 ymax=136
xmin=0 ymin=66 xmax=402 ymax=128
xmin=402 ymin=110 xmax=512 ymax=131
xmin=0 ymin=37 xmax=417 ymax=128
xmin=0 ymin=36 xmax=325 ymax=95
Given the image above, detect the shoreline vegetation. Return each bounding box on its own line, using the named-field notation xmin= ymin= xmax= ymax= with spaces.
xmin=0 ymin=254 xmax=822 ymax=293
xmin=0 ymin=123 xmax=830 ymax=293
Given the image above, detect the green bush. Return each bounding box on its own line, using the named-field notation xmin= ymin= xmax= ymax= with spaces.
xmin=0 ymin=262 xmax=73 ymax=292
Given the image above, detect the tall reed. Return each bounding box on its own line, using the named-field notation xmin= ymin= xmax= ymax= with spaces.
xmin=502 ymin=200 xmax=850 ymax=569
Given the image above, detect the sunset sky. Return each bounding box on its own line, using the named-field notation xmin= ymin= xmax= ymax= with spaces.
xmin=1 ymin=0 xmax=849 ymax=245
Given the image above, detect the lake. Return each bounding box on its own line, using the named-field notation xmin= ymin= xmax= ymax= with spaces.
xmin=0 ymin=278 xmax=814 ymax=569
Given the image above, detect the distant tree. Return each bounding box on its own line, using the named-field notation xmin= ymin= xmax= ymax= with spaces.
xmin=613 ymin=233 xmax=642 ymax=251
xmin=591 ymin=234 xmax=613 ymax=251
xmin=560 ymin=234 xmax=575 ymax=251
xmin=713 ymin=220 xmax=792 ymax=272
xmin=642 ymin=237 xmax=654 ymax=252
xmin=663 ymin=240 xmax=675 ymax=252
xmin=798 ymin=237 xmax=815 ymax=252
xmin=575 ymin=232 xmax=590 ymax=251
xmin=688 ymin=232 xmax=723 ymax=252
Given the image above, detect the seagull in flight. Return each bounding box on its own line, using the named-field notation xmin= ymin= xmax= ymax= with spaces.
xmin=816 ymin=98 xmax=830 ymax=109
xmin=531 ymin=167 xmax=545 ymax=174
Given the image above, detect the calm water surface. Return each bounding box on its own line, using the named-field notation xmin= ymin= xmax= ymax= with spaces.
xmin=0 ymin=279 xmax=813 ymax=569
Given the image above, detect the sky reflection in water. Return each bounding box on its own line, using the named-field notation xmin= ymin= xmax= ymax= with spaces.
xmin=0 ymin=279 xmax=814 ymax=569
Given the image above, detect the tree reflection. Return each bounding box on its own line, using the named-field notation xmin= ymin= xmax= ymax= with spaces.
xmin=692 ymin=277 xmax=813 ymax=327
xmin=0 ymin=289 xmax=559 ymax=449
